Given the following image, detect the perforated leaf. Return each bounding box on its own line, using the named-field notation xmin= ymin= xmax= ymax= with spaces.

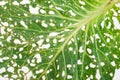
xmin=0 ymin=0 xmax=120 ymax=80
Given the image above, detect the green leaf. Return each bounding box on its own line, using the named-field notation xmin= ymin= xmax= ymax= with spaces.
xmin=0 ymin=0 xmax=120 ymax=80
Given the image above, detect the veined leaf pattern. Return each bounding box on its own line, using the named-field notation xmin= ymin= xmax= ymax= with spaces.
xmin=0 ymin=0 xmax=120 ymax=80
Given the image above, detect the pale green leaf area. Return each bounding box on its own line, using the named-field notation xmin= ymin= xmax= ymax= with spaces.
xmin=0 ymin=0 xmax=120 ymax=80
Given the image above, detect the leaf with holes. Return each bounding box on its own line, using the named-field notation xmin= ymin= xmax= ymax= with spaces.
xmin=0 ymin=0 xmax=120 ymax=80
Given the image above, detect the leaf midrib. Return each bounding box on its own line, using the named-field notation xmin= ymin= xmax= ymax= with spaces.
xmin=38 ymin=0 xmax=117 ymax=79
